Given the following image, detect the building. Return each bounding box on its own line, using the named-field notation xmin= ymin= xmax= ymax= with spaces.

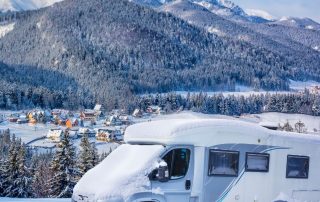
xmin=81 ymin=110 xmax=97 ymax=122
xmin=47 ymin=128 xmax=64 ymax=142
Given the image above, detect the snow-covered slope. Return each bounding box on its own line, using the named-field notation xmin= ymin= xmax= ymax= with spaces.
xmin=274 ymin=17 xmax=320 ymax=31
xmin=159 ymin=0 xmax=319 ymax=57
xmin=0 ymin=22 xmax=15 ymax=38
xmin=131 ymin=0 xmax=270 ymax=22
xmin=245 ymin=9 xmax=275 ymax=21
xmin=0 ymin=0 xmax=63 ymax=12
xmin=193 ymin=0 xmax=270 ymax=23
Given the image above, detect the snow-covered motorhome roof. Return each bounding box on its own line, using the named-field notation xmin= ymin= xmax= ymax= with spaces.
xmin=125 ymin=119 xmax=320 ymax=146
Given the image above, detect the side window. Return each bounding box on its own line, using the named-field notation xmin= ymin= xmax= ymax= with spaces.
xmin=162 ymin=148 xmax=191 ymax=180
xmin=245 ymin=153 xmax=270 ymax=172
xmin=209 ymin=150 xmax=239 ymax=176
xmin=286 ymin=155 xmax=309 ymax=179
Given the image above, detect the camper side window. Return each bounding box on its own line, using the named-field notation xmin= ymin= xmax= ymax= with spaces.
xmin=245 ymin=153 xmax=270 ymax=172
xmin=162 ymin=148 xmax=191 ymax=180
xmin=208 ymin=150 xmax=239 ymax=177
xmin=286 ymin=155 xmax=309 ymax=179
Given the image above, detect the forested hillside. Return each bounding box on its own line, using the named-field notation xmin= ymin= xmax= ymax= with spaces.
xmin=0 ymin=0 xmax=319 ymax=110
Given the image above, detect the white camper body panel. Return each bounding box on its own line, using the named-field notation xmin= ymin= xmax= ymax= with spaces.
xmin=124 ymin=119 xmax=320 ymax=202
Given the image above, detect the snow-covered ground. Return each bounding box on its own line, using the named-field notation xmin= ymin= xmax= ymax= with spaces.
xmin=0 ymin=0 xmax=63 ymax=12
xmin=0 ymin=198 xmax=70 ymax=202
xmin=0 ymin=121 xmax=54 ymax=143
xmin=142 ymin=81 xmax=320 ymax=98
xmin=0 ymin=23 xmax=15 ymax=38
xmin=174 ymin=90 xmax=293 ymax=97
xmin=289 ymin=80 xmax=320 ymax=91
xmin=241 ymin=112 xmax=320 ymax=134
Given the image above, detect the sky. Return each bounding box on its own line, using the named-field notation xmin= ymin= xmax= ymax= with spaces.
xmin=232 ymin=0 xmax=320 ymax=22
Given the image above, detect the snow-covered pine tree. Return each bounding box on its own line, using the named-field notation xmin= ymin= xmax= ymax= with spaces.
xmin=49 ymin=132 xmax=77 ymax=198
xmin=32 ymin=159 xmax=52 ymax=198
xmin=4 ymin=134 xmax=19 ymax=197
xmin=0 ymin=158 xmax=8 ymax=196
xmin=312 ymin=95 xmax=320 ymax=116
xmin=78 ymin=134 xmax=94 ymax=177
xmin=12 ymin=143 xmax=32 ymax=198
xmin=91 ymin=142 xmax=99 ymax=168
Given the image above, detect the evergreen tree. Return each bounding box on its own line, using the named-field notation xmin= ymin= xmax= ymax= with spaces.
xmin=4 ymin=135 xmax=19 ymax=197
xmin=0 ymin=158 xmax=9 ymax=196
xmin=32 ymin=159 xmax=52 ymax=198
xmin=78 ymin=134 xmax=94 ymax=177
xmin=49 ymin=132 xmax=76 ymax=198
xmin=312 ymin=96 xmax=320 ymax=116
xmin=12 ymin=143 xmax=32 ymax=198
xmin=90 ymin=143 xmax=99 ymax=167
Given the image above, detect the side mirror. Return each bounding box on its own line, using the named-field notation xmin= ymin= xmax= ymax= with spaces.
xmin=157 ymin=163 xmax=169 ymax=182
xmin=149 ymin=160 xmax=169 ymax=182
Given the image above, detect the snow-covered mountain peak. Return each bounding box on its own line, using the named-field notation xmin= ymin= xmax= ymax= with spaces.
xmin=0 ymin=0 xmax=63 ymax=12
xmin=245 ymin=9 xmax=275 ymax=21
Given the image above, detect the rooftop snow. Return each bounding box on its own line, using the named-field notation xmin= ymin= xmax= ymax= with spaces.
xmin=125 ymin=118 xmax=320 ymax=146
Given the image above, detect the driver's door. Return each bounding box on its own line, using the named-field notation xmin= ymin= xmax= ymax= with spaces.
xmin=152 ymin=146 xmax=194 ymax=202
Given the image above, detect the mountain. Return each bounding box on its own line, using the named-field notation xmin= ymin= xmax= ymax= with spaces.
xmin=245 ymin=9 xmax=274 ymax=21
xmin=0 ymin=0 xmax=319 ymax=110
xmin=0 ymin=0 xmax=62 ymax=12
xmin=274 ymin=17 xmax=320 ymax=31
xmin=131 ymin=0 xmax=270 ymax=23
xmin=160 ymin=1 xmax=320 ymax=56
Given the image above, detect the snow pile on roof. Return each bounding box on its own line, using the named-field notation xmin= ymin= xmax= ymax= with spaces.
xmin=73 ymin=144 xmax=165 ymax=201
xmin=125 ymin=118 xmax=270 ymax=146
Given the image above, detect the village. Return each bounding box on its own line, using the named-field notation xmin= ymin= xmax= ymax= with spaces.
xmin=0 ymin=104 xmax=165 ymax=152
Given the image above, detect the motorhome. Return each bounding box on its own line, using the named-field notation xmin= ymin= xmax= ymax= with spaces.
xmin=73 ymin=119 xmax=320 ymax=202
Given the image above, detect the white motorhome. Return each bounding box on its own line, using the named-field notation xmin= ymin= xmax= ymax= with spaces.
xmin=73 ymin=119 xmax=320 ymax=202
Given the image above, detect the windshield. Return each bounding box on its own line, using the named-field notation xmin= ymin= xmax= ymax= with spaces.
xmin=73 ymin=144 xmax=165 ymax=201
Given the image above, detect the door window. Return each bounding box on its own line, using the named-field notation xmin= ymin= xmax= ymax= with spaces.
xmin=162 ymin=148 xmax=191 ymax=180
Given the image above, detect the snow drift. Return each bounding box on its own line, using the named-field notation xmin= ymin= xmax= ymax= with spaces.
xmin=73 ymin=144 xmax=165 ymax=201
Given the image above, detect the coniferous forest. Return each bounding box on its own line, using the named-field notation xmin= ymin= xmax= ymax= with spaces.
xmin=0 ymin=130 xmax=110 ymax=198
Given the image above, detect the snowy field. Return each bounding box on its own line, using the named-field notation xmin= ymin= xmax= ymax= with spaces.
xmin=174 ymin=90 xmax=293 ymax=97
xmin=142 ymin=81 xmax=320 ymax=98
xmin=0 ymin=198 xmax=70 ymax=202
xmin=0 ymin=121 xmax=54 ymax=143
xmin=240 ymin=112 xmax=320 ymax=134
xmin=289 ymin=80 xmax=320 ymax=91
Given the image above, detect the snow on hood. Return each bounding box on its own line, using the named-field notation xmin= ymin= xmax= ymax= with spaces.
xmin=73 ymin=144 xmax=165 ymax=201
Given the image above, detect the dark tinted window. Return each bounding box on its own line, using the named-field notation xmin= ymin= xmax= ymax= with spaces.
xmin=246 ymin=153 xmax=270 ymax=172
xmin=286 ymin=155 xmax=309 ymax=179
xmin=209 ymin=150 xmax=239 ymax=176
xmin=163 ymin=148 xmax=190 ymax=180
